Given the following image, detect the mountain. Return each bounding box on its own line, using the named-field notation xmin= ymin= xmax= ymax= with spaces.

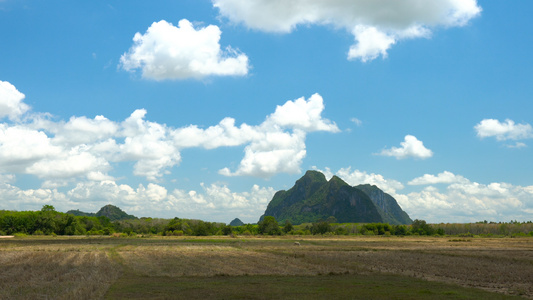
xmin=355 ymin=184 xmax=413 ymax=225
xmin=67 ymin=204 xmax=137 ymax=221
xmin=229 ymin=218 xmax=244 ymax=226
xmin=259 ymin=170 xmax=412 ymax=225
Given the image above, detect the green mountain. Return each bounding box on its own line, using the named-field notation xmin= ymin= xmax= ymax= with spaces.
xmin=67 ymin=204 xmax=137 ymax=221
xmin=229 ymin=218 xmax=244 ymax=226
xmin=355 ymin=184 xmax=413 ymax=225
xmin=259 ymin=170 xmax=412 ymax=225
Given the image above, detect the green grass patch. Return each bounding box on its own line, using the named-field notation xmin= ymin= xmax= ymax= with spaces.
xmin=106 ymin=273 xmax=519 ymax=300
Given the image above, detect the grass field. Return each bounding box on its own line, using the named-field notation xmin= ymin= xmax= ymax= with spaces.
xmin=1 ymin=235 xmax=531 ymax=299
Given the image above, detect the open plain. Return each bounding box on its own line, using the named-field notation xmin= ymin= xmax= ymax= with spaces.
xmin=0 ymin=235 xmax=531 ymax=299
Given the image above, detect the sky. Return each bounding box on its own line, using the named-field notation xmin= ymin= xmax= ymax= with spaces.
xmin=0 ymin=0 xmax=532 ymax=224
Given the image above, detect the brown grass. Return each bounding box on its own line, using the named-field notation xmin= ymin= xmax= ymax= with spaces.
xmin=0 ymin=238 xmax=121 ymax=299
xmin=1 ymin=236 xmax=532 ymax=299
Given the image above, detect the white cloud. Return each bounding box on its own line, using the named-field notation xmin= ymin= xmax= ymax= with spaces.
xmin=172 ymin=117 xmax=258 ymax=149
xmin=313 ymin=166 xmax=404 ymax=195
xmin=0 ymin=80 xmax=29 ymax=120
xmin=378 ymin=135 xmax=433 ymax=159
xmin=265 ymin=93 xmax=340 ymax=132
xmin=0 ymin=82 xmax=338 ymax=184
xmin=475 ymin=119 xmax=533 ymax=141
xmin=400 ymin=175 xmax=533 ymax=223
xmin=213 ymin=0 xmax=481 ymax=61
xmin=118 ymin=109 xmax=181 ymax=181
xmin=0 ymin=82 xmax=338 ymax=220
xmin=0 ymin=124 xmax=61 ymax=173
xmin=218 ymin=94 xmax=339 ymax=177
xmin=220 ymin=130 xmax=307 ymax=178
xmin=408 ymin=171 xmax=468 ymax=185
xmin=507 ymin=142 xmax=527 ymax=149
xmin=26 ymin=146 xmax=110 ymax=179
xmin=350 ymin=117 xmax=362 ymax=126
xmin=348 ymin=25 xmax=396 ymax=62
xmin=63 ymin=179 xmax=275 ymax=222
xmin=120 ymin=19 xmax=249 ymax=80
xmin=50 ymin=115 xmax=119 ymax=146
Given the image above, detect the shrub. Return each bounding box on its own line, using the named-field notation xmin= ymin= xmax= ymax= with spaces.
xmin=221 ymin=225 xmax=233 ymax=235
xmin=258 ymin=216 xmax=282 ymax=235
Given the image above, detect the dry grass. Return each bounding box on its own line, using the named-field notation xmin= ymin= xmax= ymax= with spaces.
xmin=1 ymin=236 xmax=531 ymax=299
xmin=0 ymin=238 xmax=121 ymax=299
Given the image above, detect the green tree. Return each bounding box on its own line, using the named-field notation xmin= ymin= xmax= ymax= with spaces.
xmin=410 ymin=219 xmax=434 ymax=235
xmin=258 ymin=216 xmax=281 ymax=235
xmin=311 ymin=220 xmax=332 ymax=235
xmin=283 ymin=220 xmax=293 ymax=233
xmin=222 ymin=225 xmax=233 ymax=235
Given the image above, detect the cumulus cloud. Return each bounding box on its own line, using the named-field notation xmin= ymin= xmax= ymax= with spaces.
xmin=475 ymin=119 xmax=533 ymax=141
xmin=314 ymin=166 xmax=404 ymax=195
xmin=0 ymin=80 xmax=29 ymax=120
xmin=408 ymin=171 xmax=468 ymax=185
xmin=0 ymin=124 xmax=62 ymax=173
xmin=0 ymin=81 xmax=337 ymax=185
xmin=399 ymin=174 xmax=533 ymax=223
xmin=265 ymin=93 xmax=340 ymax=132
xmin=0 ymin=82 xmax=338 ymax=220
xmin=378 ymin=135 xmax=433 ymax=159
xmin=219 ymin=93 xmax=339 ymax=177
xmin=220 ymin=130 xmax=307 ymax=178
xmin=213 ymin=0 xmax=481 ymax=61
xmin=120 ymin=19 xmax=249 ymax=80
xmin=50 ymin=115 xmax=119 ymax=146
xmin=63 ymin=179 xmax=275 ymax=222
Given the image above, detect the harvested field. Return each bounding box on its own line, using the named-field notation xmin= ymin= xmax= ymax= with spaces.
xmin=0 ymin=236 xmax=531 ymax=299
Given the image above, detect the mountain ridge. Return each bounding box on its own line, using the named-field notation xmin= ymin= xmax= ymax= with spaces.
xmin=67 ymin=204 xmax=137 ymax=221
xmin=260 ymin=170 xmax=412 ymax=225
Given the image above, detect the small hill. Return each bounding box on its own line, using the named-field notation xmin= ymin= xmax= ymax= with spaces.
xmin=259 ymin=170 xmax=412 ymax=225
xmin=229 ymin=218 xmax=244 ymax=226
xmin=96 ymin=205 xmax=137 ymax=221
xmin=67 ymin=205 xmax=137 ymax=221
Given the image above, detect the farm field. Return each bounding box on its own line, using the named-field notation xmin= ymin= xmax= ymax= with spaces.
xmin=0 ymin=235 xmax=532 ymax=299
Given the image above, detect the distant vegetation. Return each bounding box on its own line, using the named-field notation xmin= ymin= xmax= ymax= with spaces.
xmin=67 ymin=204 xmax=137 ymax=221
xmin=1 ymin=205 xmax=532 ymax=237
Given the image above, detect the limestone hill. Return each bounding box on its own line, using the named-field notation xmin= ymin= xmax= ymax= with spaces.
xmin=259 ymin=170 xmax=412 ymax=225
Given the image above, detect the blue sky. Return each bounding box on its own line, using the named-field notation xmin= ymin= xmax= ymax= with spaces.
xmin=1 ymin=0 xmax=532 ymax=223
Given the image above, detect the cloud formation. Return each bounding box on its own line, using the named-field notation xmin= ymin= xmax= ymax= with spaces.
xmin=397 ymin=171 xmax=533 ymax=223
xmin=0 ymin=82 xmax=337 ymax=185
xmin=0 ymin=81 xmax=339 ymax=221
xmin=475 ymin=119 xmax=533 ymax=141
xmin=0 ymin=80 xmax=29 ymax=120
xmin=0 ymin=178 xmax=275 ymax=223
xmin=213 ymin=0 xmax=481 ymax=61
xmin=120 ymin=19 xmax=249 ymax=80
xmin=378 ymin=135 xmax=433 ymax=160
xmin=408 ymin=171 xmax=467 ymax=185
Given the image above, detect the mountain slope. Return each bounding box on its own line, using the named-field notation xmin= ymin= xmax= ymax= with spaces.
xmin=355 ymin=184 xmax=413 ymax=225
xmin=260 ymin=170 xmax=412 ymax=225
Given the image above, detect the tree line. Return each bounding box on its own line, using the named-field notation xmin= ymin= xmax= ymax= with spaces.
xmin=1 ymin=206 xmax=532 ymax=237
